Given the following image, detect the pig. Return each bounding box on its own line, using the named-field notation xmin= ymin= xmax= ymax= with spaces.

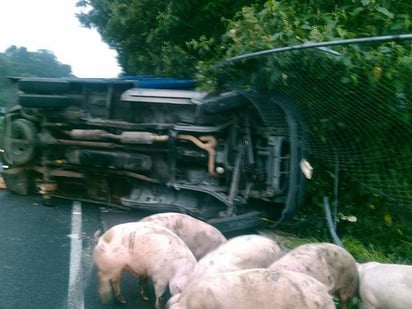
xmin=137 ymin=212 xmax=227 ymax=300
xmin=357 ymin=261 xmax=412 ymax=309
xmin=167 ymin=234 xmax=284 ymax=308
xmin=188 ymin=233 xmax=284 ymax=280
xmin=269 ymin=242 xmax=358 ymax=309
xmin=139 ymin=212 xmax=227 ymax=259
xmin=168 ymin=268 xmax=336 ymax=309
xmin=93 ymin=221 xmax=197 ymax=309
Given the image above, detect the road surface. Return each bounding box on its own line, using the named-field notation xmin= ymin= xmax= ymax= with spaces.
xmin=0 ymin=189 xmax=160 ymax=309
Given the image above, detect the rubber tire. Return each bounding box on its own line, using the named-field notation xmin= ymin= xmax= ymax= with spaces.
xmin=2 ymin=118 xmax=37 ymax=166
xmin=18 ymin=78 xmax=71 ymax=94
xmin=19 ymin=94 xmax=71 ymax=108
xmin=20 ymin=108 xmax=42 ymax=122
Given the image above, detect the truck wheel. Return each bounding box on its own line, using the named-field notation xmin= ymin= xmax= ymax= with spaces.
xmin=18 ymin=78 xmax=70 ymax=94
xmin=2 ymin=119 xmax=37 ymax=166
xmin=20 ymin=108 xmax=42 ymax=122
xmin=19 ymin=94 xmax=70 ymax=108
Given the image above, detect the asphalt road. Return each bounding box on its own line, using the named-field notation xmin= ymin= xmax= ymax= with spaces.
xmin=0 ymin=189 xmax=160 ymax=309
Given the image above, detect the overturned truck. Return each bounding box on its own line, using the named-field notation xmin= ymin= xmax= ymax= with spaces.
xmin=0 ymin=77 xmax=307 ymax=232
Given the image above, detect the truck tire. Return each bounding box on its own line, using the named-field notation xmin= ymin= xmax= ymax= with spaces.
xmin=2 ymin=118 xmax=37 ymax=166
xmin=18 ymin=78 xmax=71 ymax=94
xmin=19 ymin=94 xmax=70 ymax=108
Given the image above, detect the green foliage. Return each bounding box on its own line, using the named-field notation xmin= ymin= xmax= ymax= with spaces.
xmin=76 ymin=0 xmax=266 ymax=76
xmin=260 ymin=229 xmax=321 ymax=250
xmin=340 ymin=199 xmax=412 ymax=264
xmin=2 ymin=46 xmax=72 ymax=78
xmin=194 ymin=0 xmax=412 ymax=89
xmin=269 ymin=207 xmax=412 ymax=264
xmin=277 ymin=171 xmax=412 ymax=264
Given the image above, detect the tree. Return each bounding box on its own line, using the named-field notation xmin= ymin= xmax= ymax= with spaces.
xmin=2 ymin=46 xmax=72 ymax=78
xmin=76 ymin=0 xmax=266 ymax=77
xmin=76 ymin=0 xmax=412 ymax=79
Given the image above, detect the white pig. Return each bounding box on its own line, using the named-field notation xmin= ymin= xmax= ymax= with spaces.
xmin=269 ymin=242 xmax=358 ymax=309
xmin=169 ymin=268 xmax=336 ymax=309
xmin=188 ymin=233 xmax=284 ymax=280
xmin=139 ymin=212 xmax=227 ymax=259
xmin=138 ymin=212 xmax=227 ymax=300
xmin=167 ymin=234 xmax=284 ymax=308
xmin=357 ymin=261 xmax=412 ymax=309
xmin=93 ymin=221 xmax=196 ymax=309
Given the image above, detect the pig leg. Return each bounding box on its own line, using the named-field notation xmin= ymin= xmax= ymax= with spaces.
xmin=111 ymin=270 xmax=127 ymax=304
xmin=152 ymin=278 xmax=168 ymax=309
xmin=139 ymin=276 xmax=149 ymax=301
xmin=97 ymin=270 xmax=113 ymax=304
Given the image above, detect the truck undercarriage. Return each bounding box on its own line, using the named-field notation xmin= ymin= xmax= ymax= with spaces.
xmin=1 ymin=77 xmax=306 ymax=232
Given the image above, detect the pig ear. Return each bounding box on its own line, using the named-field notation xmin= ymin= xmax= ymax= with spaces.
xmin=94 ymin=230 xmax=102 ymax=241
xmin=171 ymin=277 xmax=186 ymax=295
xmin=176 ymin=279 xmax=185 ymax=292
xmin=166 ymin=293 xmax=181 ymax=309
xmin=170 ymin=274 xmax=190 ymax=295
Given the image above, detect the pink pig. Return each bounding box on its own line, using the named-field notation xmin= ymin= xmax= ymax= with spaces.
xmin=93 ymin=221 xmax=196 ymax=309
xmin=167 ymin=234 xmax=284 ymax=308
xmin=188 ymin=234 xmax=284 ymax=280
xmin=169 ymin=268 xmax=336 ymax=309
xmin=269 ymin=242 xmax=358 ymax=309
xmin=357 ymin=262 xmax=412 ymax=309
xmin=139 ymin=212 xmax=227 ymax=260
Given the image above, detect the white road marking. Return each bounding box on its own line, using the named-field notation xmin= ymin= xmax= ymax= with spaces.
xmin=67 ymin=201 xmax=84 ymax=309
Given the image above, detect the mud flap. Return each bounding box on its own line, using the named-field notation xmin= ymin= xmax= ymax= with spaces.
xmin=1 ymin=168 xmax=36 ymax=195
xmin=0 ymin=175 xmax=6 ymax=189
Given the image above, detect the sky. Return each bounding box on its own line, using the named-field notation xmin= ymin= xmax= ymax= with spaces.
xmin=0 ymin=0 xmax=122 ymax=78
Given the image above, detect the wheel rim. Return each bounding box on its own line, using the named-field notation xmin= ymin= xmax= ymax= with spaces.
xmin=3 ymin=118 xmax=36 ymax=166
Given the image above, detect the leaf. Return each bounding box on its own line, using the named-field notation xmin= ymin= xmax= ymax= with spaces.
xmin=376 ymin=7 xmax=394 ymax=19
xmin=384 ymin=214 xmax=393 ymax=227
xmin=361 ymin=0 xmax=370 ymax=7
